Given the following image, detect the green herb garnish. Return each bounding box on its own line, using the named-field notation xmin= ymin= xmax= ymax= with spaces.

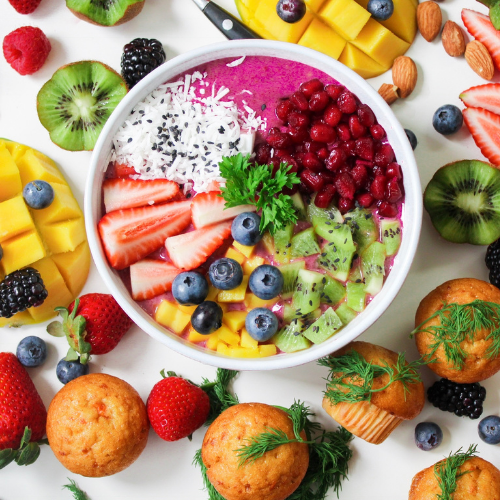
xmin=411 ymin=300 xmax=500 ymax=370
xmin=434 ymin=444 xmax=478 ymax=500
xmin=318 ymin=350 xmax=427 ymax=405
xmin=63 ymin=478 xmax=90 ymax=500
xmin=218 ymin=153 xmax=300 ymax=235
xmin=193 ymin=449 xmax=226 ymax=500
xmin=200 ymin=368 xmax=239 ymax=425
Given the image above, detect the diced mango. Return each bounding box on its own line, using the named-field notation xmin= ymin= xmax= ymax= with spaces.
xmin=178 ymin=304 xmax=197 ymax=315
xmin=320 ymin=0 xmax=371 ymax=40
xmin=298 ymin=18 xmax=347 ymax=60
xmin=1 ymin=231 xmax=46 ymax=275
xmin=240 ymin=328 xmax=258 ymax=348
xmin=244 ymin=293 xmax=278 ymax=309
xmin=259 ymin=344 xmax=278 ymax=357
xmin=236 ymin=0 xmax=260 ymax=10
xmin=206 ymin=286 xmax=220 ymax=301
xmin=188 ymin=327 xmax=216 ymax=344
xmin=0 ymin=144 xmax=22 ymax=202
xmin=243 ymin=255 xmax=265 ymax=275
xmin=38 ymin=218 xmax=86 ymax=254
xmin=339 ymin=43 xmax=389 ymax=79
xmin=51 ymin=242 xmax=91 ymax=296
xmin=31 ymin=183 xmax=82 ymax=225
xmin=2 ymin=140 xmax=29 ymax=162
xmin=206 ymin=335 xmax=219 ymax=350
xmin=228 ymin=346 xmax=260 ymax=358
xmin=155 ymin=300 xmax=191 ymax=335
xmin=16 ymin=148 xmax=66 ymax=186
xmin=216 ymin=325 xmax=240 ymax=346
xmin=218 ymin=276 xmax=249 ymax=303
xmin=225 ymin=247 xmax=246 ymax=265
xmin=223 ymin=310 xmax=247 ymax=332
xmin=0 ymin=196 xmax=34 ymax=242
xmin=247 ymin=19 xmax=278 ymax=40
xmin=233 ymin=241 xmax=255 ymax=258
xmin=216 ymin=342 xmax=231 ymax=356
xmin=305 ymin=0 xmax=327 ymax=10
xmin=235 ymin=0 xmax=254 ymax=21
xmin=260 ymin=233 xmax=274 ymax=254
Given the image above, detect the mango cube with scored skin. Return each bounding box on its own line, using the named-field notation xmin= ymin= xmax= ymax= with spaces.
xmin=339 ymin=43 xmax=389 ymax=79
xmin=1 ymin=231 xmax=46 ymax=275
xmin=16 ymin=148 xmax=66 ymax=186
xmin=298 ymin=19 xmax=346 ymax=60
xmin=51 ymin=242 xmax=91 ymax=296
xmin=39 ymin=218 xmax=86 ymax=254
xmin=0 ymin=144 xmax=22 ymax=202
xmin=31 ymin=183 xmax=82 ymax=225
xmin=320 ymin=0 xmax=371 ymax=40
xmin=0 ymin=196 xmax=35 ymax=243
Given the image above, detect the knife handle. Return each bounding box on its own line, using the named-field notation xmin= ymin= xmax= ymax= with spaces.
xmin=203 ymin=2 xmax=261 ymax=40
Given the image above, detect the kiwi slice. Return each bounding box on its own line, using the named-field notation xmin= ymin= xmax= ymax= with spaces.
xmin=283 ymin=303 xmax=320 ymax=324
xmin=291 ymin=192 xmax=307 ymax=221
xmin=346 ymin=281 xmax=366 ymax=312
xmin=361 ymin=241 xmax=386 ymax=295
xmin=424 ymin=160 xmax=500 ymax=245
xmin=292 ymin=269 xmax=324 ymax=315
xmin=272 ymin=319 xmax=311 ymax=353
xmin=66 ymin=0 xmax=145 ymax=26
xmin=381 ymin=219 xmax=401 ymax=256
xmin=273 ymin=223 xmax=294 ymax=264
xmin=278 ymin=260 xmax=306 ymax=300
xmin=345 ymin=208 xmax=377 ymax=254
xmin=303 ymin=307 xmax=343 ymax=344
xmin=335 ymin=303 xmax=358 ymax=325
xmin=291 ymin=227 xmax=320 ymax=257
xmin=37 ymin=61 xmax=128 ymax=151
xmin=307 ymin=194 xmax=343 ymax=224
xmin=321 ymin=275 xmax=346 ymax=306
xmin=316 ymin=225 xmax=356 ymax=281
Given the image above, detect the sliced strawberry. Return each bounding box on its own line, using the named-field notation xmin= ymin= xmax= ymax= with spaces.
xmin=103 ymin=178 xmax=179 ymax=213
xmin=463 ymin=106 xmax=500 ymax=166
xmin=462 ymin=9 xmax=500 ymax=70
xmin=191 ymin=192 xmax=255 ymax=228
xmin=166 ymin=220 xmax=232 ymax=270
xmin=113 ymin=162 xmax=137 ymax=177
xmin=460 ymin=83 xmax=500 ymax=115
xmin=98 ymin=199 xmax=192 ymax=270
xmin=130 ymin=259 xmax=182 ymax=300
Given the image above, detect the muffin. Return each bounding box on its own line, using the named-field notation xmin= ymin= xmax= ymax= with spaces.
xmin=322 ymin=341 xmax=425 ymax=444
xmin=409 ymin=456 xmax=500 ymax=500
xmin=46 ymin=373 xmax=149 ymax=477
xmin=201 ymin=403 xmax=309 ymax=500
xmin=414 ymin=278 xmax=500 ymax=383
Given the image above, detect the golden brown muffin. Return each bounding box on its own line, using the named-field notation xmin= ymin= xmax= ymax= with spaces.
xmin=202 ymin=403 xmax=309 ymax=500
xmin=409 ymin=456 xmax=500 ymax=500
xmin=46 ymin=373 xmax=149 ymax=477
xmin=414 ymin=278 xmax=500 ymax=383
xmin=322 ymin=341 xmax=425 ymax=444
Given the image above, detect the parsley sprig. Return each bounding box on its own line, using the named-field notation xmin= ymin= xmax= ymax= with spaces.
xmin=411 ymin=300 xmax=500 ymax=370
xmin=218 ymin=153 xmax=300 ymax=235
xmin=318 ymin=349 xmax=427 ymax=405
xmin=63 ymin=478 xmax=90 ymax=500
xmin=434 ymin=444 xmax=478 ymax=500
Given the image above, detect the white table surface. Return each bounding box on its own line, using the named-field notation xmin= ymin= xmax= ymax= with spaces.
xmin=1 ymin=0 xmax=499 ymax=498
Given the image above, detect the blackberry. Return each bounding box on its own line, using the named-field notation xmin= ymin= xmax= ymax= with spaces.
xmin=0 ymin=268 xmax=48 ymax=318
xmin=427 ymin=378 xmax=486 ymax=420
xmin=485 ymin=238 xmax=500 ymax=270
xmin=121 ymin=38 xmax=166 ymax=89
xmin=490 ymin=266 xmax=500 ymax=289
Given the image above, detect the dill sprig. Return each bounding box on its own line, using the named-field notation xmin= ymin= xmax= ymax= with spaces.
xmin=218 ymin=153 xmax=300 ymax=235
xmin=200 ymin=368 xmax=239 ymax=425
xmin=318 ymin=350 xmax=427 ymax=405
xmin=63 ymin=478 xmax=89 ymax=500
xmin=193 ymin=449 xmax=225 ymax=500
xmin=434 ymin=444 xmax=478 ymax=500
xmin=411 ymin=300 xmax=500 ymax=370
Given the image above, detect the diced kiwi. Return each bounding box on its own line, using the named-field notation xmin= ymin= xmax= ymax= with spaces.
xmin=423 ymin=160 xmax=500 ymax=245
xmin=37 ymin=61 xmax=128 ymax=151
xmin=291 ymin=192 xmax=307 ymax=221
xmin=348 ymin=264 xmax=363 ymax=284
xmin=321 ymin=275 xmax=346 ymax=306
xmin=303 ymin=307 xmax=343 ymax=344
xmin=66 ymin=0 xmax=145 ymax=26
xmin=316 ymin=225 xmax=356 ymax=281
xmin=279 ymin=260 xmax=306 ymax=300
xmin=273 ymin=223 xmax=294 ymax=264
xmin=272 ymin=319 xmax=311 ymax=353
xmin=336 ymin=303 xmax=358 ymax=325
xmin=283 ymin=303 xmax=321 ymax=324
xmin=291 ymin=228 xmax=320 ymax=257
xmin=292 ymin=269 xmax=323 ymax=315
xmin=361 ymin=241 xmax=387 ymax=295
xmin=491 ymin=2 xmax=500 ymax=29
xmin=345 ymin=208 xmax=377 ymax=254
xmin=346 ymin=281 xmax=366 ymax=312
xmin=381 ymin=219 xmax=401 ymax=256
xmin=307 ymin=195 xmax=343 ymax=224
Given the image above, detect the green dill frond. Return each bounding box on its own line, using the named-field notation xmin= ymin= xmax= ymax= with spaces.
xmin=193 ymin=449 xmax=226 ymax=500
xmin=278 ymin=400 xmax=321 ymax=440
xmin=202 ymin=369 xmax=239 ymax=425
xmin=62 ymin=478 xmax=89 ymax=500
xmin=236 ymin=428 xmax=295 ymax=466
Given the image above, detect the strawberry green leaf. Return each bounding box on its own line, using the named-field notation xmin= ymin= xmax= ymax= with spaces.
xmin=47 ymin=321 xmax=65 ymax=337
xmin=0 ymin=449 xmax=17 ymax=469
xmin=16 ymin=442 xmax=40 ymax=466
xmin=65 ymin=347 xmax=79 ymax=362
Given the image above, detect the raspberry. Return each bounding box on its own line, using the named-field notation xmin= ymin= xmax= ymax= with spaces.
xmin=8 ymin=0 xmax=41 ymax=14
xmin=3 ymin=27 xmax=51 ymax=76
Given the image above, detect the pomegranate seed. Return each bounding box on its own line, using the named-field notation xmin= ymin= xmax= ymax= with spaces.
xmin=372 ymin=165 xmax=385 ymax=177
xmin=326 ymin=148 xmax=347 ymax=171
xmin=310 ymin=124 xmax=336 ymax=143
xmin=290 ymin=91 xmax=309 ymax=111
xmin=288 ymin=112 xmax=310 ymax=129
xmin=303 ymin=141 xmax=323 ymax=153
xmin=348 ymin=115 xmax=367 ymax=139
xmin=324 ymin=104 xmax=342 ymax=127
xmin=266 ymin=131 xmax=293 ymax=149
xmin=335 ymin=172 xmax=356 ymax=200
xmin=351 ymin=163 xmax=368 ymax=188
xmin=315 ymin=184 xmax=336 ymax=208
xmin=370 ymin=175 xmax=387 ymax=200
xmin=341 ymin=140 xmax=356 ymax=157
xmin=357 ymin=104 xmax=376 ymax=127
xmin=336 ymin=123 xmax=351 ymax=142
xmin=288 ymin=127 xmax=310 ymax=144
xmin=256 ymin=143 xmax=272 ymax=164
xmin=370 ymin=124 xmax=386 ymax=140
xmin=302 ymin=152 xmax=324 ymax=171
xmin=378 ymin=201 xmax=398 ymax=218
xmin=355 ymin=159 xmax=374 ymax=169
xmin=374 ymin=143 xmax=395 ymax=167
xmin=325 ymin=84 xmax=343 ymax=100
xmin=319 ymin=170 xmax=336 ymax=183
xmin=338 ymin=197 xmax=354 ymax=214
xmin=386 ymin=177 xmax=403 ymax=203
xmin=301 ymin=169 xmax=325 ymax=192
xmin=309 ymin=91 xmax=330 ymax=112
xmin=386 ymin=162 xmax=402 ymax=180
xmin=337 ymin=92 xmax=357 ymax=114
xmin=300 ymin=78 xmax=324 ymax=98
xmin=317 ymin=147 xmax=329 ymax=160
xmin=356 ymin=192 xmax=374 ymax=208
xmin=274 ymin=148 xmax=291 ymax=158
xmin=355 ymin=137 xmax=374 ymax=161
xmin=276 ymin=100 xmax=296 ymax=122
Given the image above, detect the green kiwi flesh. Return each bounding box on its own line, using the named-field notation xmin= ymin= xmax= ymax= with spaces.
xmin=66 ymin=0 xmax=145 ymax=26
xmin=346 ymin=281 xmax=366 ymax=312
xmin=278 ymin=261 xmax=306 ymax=300
xmin=335 ymin=303 xmax=357 ymax=325
xmin=381 ymin=219 xmax=401 ymax=256
xmin=303 ymin=307 xmax=343 ymax=344
xmin=272 ymin=319 xmax=311 ymax=353
xmin=424 ymin=160 xmax=500 ymax=245
xmin=37 ymin=61 xmax=128 ymax=151
xmin=273 ymin=223 xmax=294 ymax=264
xmin=345 ymin=208 xmax=377 ymax=254
xmin=291 ymin=227 xmax=320 ymax=257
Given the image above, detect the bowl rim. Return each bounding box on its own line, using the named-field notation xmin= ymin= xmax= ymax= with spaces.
xmin=85 ymin=39 xmax=422 ymax=371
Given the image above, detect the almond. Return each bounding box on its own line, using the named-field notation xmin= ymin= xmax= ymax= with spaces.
xmin=392 ymin=56 xmax=418 ymax=98
xmin=442 ymin=20 xmax=466 ymax=57
xmin=417 ymin=1 xmax=442 ymax=42
xmin=378 ymin=83 xmax=399 ymax=105
xmin=465 ymin=40 xmax=495 ymax=80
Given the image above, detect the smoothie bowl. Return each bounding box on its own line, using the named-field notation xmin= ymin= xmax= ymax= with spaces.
xmin=85 ymin=40 xmax=421 ymax=370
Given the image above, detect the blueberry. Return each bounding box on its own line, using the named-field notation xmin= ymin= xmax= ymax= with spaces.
xmin=432 ymin=105 xmax=463 ymax=135
xmin=405 ymin=129 xmax=418 ymax=150
xmin=414 ymin=422 xmax=443 ymax=451
xmin=367 ymin=0 xmax=394 ymax=20
xmin=231 ymin=212 xmax=263 ymax=246
xmin=245 ymin=308 xmax=278 ymax=341
xmin=208 ymin=258 xmax=243 ymax=290
xmin=23 ymin=180 xmax=54 ymax=209
xmin=191 ymin=301 xmax=223 ymax=335
xmin=276 ymin=0 xmax=306 ymax=23
xmin=478 ymin=415 xmax=500 ymax=444
xmin=16 ymin=336 xmax=47 ymax=367
xmin=56 ymin=357 xmax=89 ymax=384
xmin=172 ymin=271 xmax=209 ymax=305
xmin=249 ymin=265 xmax=283 ymax=300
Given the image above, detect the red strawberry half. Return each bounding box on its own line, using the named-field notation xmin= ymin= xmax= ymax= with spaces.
xmin=130 ymin=259 xmax=182 ymax=300
xmin=462 ymin=9 xmax=500 ymax=70
xmin=112 ymin=162 xmax=137 ymax=178
xmin=463 ymin=107 xmax=500 ymax=166
xmin=460 ymin=83 xmax=500 ymax=115
xmin=98 ymin=199 xmax=192 ymax=270
xmin=103 ymin=178 xmax=179 ymax=213
xmin=166 ymin=220 xmax=232 ymax=270
xmin=8 ymin=0 xmax=42 ymax=14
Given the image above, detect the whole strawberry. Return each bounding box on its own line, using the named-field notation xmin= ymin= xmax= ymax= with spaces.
xmin=47 ymin=293 xmax=133 ymax=364
xmin=147 ymin=374 xmax=210 ymax=442
xmin=8 ymin=0 xmax=42 ymax=14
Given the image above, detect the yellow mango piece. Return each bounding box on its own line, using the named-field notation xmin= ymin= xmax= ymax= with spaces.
xmin=298 ymin=18 xmax=347 ymax=60
xmin=218 ymin=276 xmax=248 ymax=303
xmin=0 ymin=310 xmax=33 ymax=328
xmin=207 ymin=335 xmax=219 ymax=350
xmin=216 ymin=341 xmax=231 ymax=356
xmin=320 ymin=0 xmax=371 ymax=40
xmin=352 ymin=18 xmax=410 ymax=68
xmin=261 ymin=233 xmax=274 ymax=254
xmin=2 ymin=140 xmax=29 ymax=162
xmin=0 ymin=196 xmax=34 ymax=242
xmin=223 ymin=310 xmax=247 ymax=332
xmin=38 ymin=218 xmax=86 ymax=254
xmin=240 ymin=328 xmax=258 ymax=348
xmin=187 ymin=327 xmax=216 ymax=344
xmin=225 ymin=247 xmax=246 ymax=265
xmin=339 ymin=43 xmax=389 ymax=79
xmin=31 ymin=183 xmax=82 ymax=225
xmin=244 ymin=293 xmax=277 ymax=309
xmin=305 ymin=0 xmax=327 ymax=10
xmin=236 ymin=0 xmax=253 ymax=21
xmin=259 ymin=344 xmax=278 ymax=357
xmin=155 ymin=300 xmax=190 ymax=335
xmin=247 ymin=19 xmax=278 ymax=40
xmin=229 ymin=346 xmax=260 ymax=358
xmin=236 ymin=0 xmax=260 ymax=10
xmin=51 ymin=242 xmax=90 ymax=296
xmin=243 ymin=255 xmax=265 ymax=275
xmin=0 ymin=144 xmax=22 ymax=203
xmin=178 ymin=304 xmax=197 ymax=315
xmin=1 ymin=231 xmax=46 ymax=275
xmin=232 ymin=241 xmax=256 ymax=258
xmin=16 ymin=148 xmax=66 ymax=186
xmin=206 ymin=286 xmax=220 ymax=301
xmin=216 ymin=325 xmax=240 ymax=346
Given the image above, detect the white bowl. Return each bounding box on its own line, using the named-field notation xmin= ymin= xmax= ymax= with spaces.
xmin=85 ymin=40 xmax=422 ymax=371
